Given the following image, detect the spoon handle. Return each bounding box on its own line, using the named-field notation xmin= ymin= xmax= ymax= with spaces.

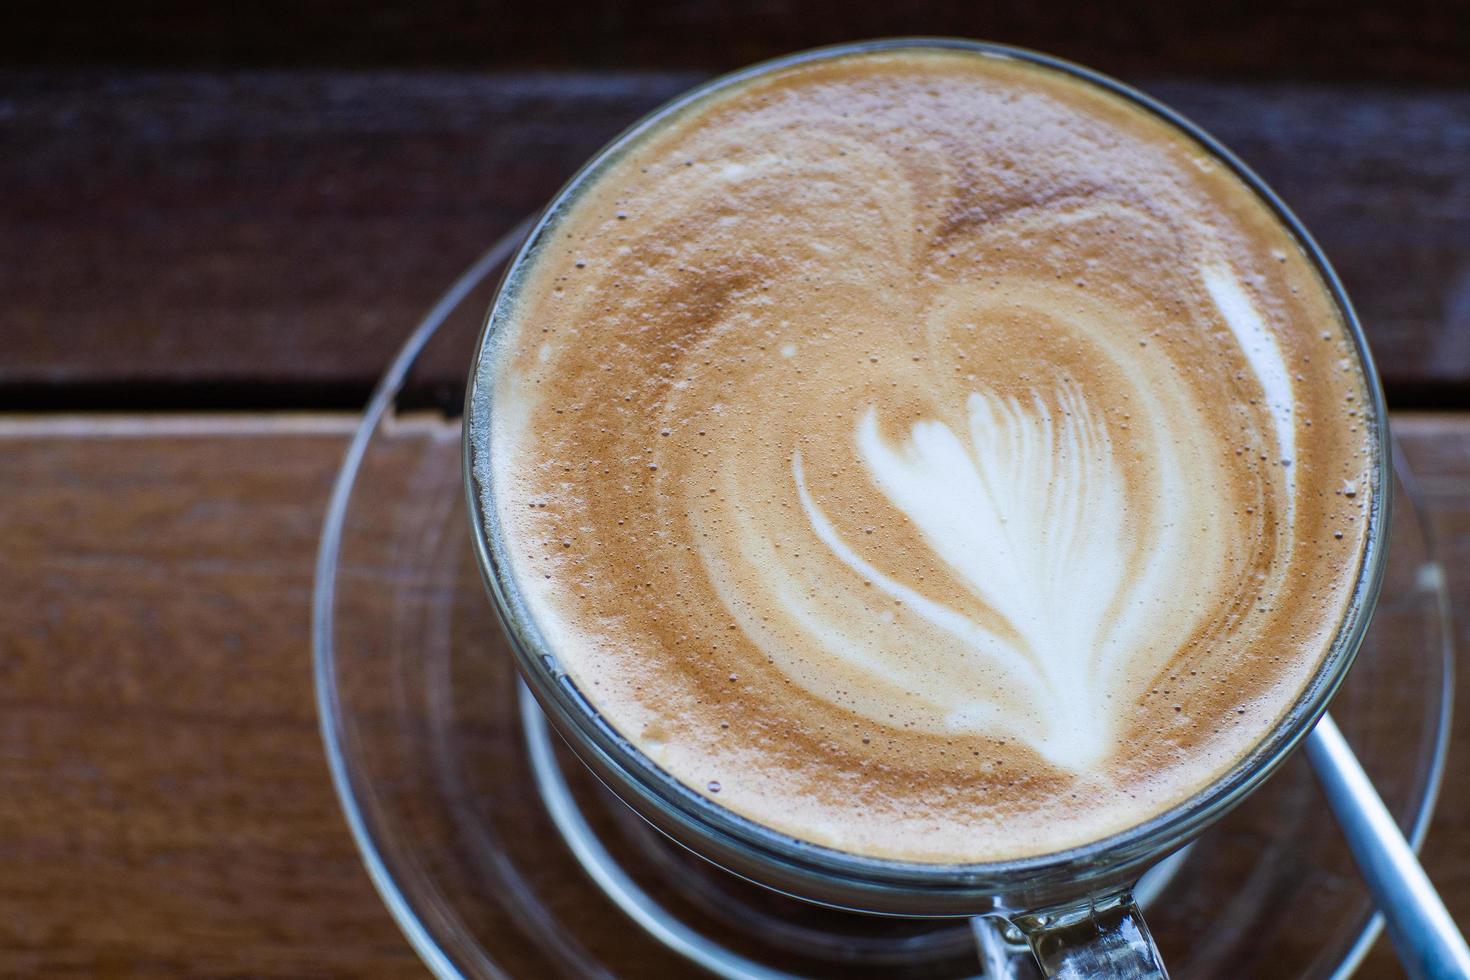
xmin=1306 ymin=713 xmax=1470 ymax=979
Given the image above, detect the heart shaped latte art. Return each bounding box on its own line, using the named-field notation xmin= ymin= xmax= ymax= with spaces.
xmin=694 ymin=263 xmax=1295 ymax=773
xmin=795 ymin=387 xmax=1163 ymax=770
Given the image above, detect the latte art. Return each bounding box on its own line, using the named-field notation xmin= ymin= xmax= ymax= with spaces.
xmin=782 ymin=384 xmax=1193 ymax=772
xmin=472 ymin=48 xmax=1376 ymax=862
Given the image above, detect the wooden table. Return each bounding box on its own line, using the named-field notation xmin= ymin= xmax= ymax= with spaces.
xmin=4 ymin=7 xmax=1470 ymax=975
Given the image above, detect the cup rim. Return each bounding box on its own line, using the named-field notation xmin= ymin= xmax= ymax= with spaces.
xmin=462 ymin=36 xmax=1394 ymax=900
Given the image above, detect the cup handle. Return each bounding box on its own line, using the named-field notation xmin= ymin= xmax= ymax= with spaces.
xmin=970 ymin=915 xmax=1043 ymax=979
xmin=1011 ymin=889 xmax=1169 ymax=978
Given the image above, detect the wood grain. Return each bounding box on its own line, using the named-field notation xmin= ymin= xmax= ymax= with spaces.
xmin=0 ymin=412 xmax=1466 ymax=977
xmin=4 ymin=0 xmax=1470 ymax=84
xmin=3 ymin=72 xmax=1470 ymax=407
xmin=0 ymin=417 xmax=419 ymax=978
xmin=6 ymin=11 xmax=1470 ymax=975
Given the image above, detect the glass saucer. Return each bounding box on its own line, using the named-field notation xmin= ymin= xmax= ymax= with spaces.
xmin=313 ymin=227 xmax=1454 ymax=978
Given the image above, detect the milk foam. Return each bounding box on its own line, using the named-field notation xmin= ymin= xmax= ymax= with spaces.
xmin=787 ymin=386 xmax=1185 ymax=771
xmin=1204 ymin=264 xmax=1298 ymax=511
xmin=473 ymin=48 xmax=1376 ymax=863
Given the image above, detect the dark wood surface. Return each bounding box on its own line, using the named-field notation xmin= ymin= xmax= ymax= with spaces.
xmin=5 ymin=11 xmax=1470 ymax=972
xmin=0 ymin=414 xmax=1465 ymax=977
xmin=5 ymin=72 xmax=1470 ymax=407
xmin=5 ymin=1 xmax=1470 ymax=83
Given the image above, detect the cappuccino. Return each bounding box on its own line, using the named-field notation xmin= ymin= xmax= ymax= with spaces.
xmin=471 ymin=48 xmax=1377 ymax=863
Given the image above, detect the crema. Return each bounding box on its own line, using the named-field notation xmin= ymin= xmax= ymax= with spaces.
xmin=471 ymin=48 xmax=1377 ymax=863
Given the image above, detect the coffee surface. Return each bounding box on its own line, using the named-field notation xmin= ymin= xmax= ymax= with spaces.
xmin=470 ymin=48 xmax=1377 ymax=862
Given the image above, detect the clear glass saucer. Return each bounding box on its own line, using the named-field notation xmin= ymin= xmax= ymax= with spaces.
xmin=313 ymin=227 xmax=1454 ymax=979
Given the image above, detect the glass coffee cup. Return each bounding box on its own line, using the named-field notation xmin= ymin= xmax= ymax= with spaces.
xmin=463 ymin=38 xmax=1392 ymax=977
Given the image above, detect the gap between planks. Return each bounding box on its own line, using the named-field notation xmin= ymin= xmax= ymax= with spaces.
xmin=0 ymin=411 xmax=464 ymax=439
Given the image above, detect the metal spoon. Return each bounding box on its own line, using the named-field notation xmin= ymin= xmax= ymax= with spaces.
xmin=1306 ymin=714 xmax=1470 ymax=979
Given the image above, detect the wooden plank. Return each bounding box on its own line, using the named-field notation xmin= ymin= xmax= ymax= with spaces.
xmin=3 ymin=72 xmax=1470 ymax=406
xmin=1362 ymin=413 xmax=1470 ymax=976
xmin=2 ymin=1 xmax=1469 ymax=84
xmin=0 ymin=71 xmax=698 ymax=404
xmin=0 ymin=412 xmax=1467 ymax=976
xmin=0 ymin=417 xmax=419 ymax=978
